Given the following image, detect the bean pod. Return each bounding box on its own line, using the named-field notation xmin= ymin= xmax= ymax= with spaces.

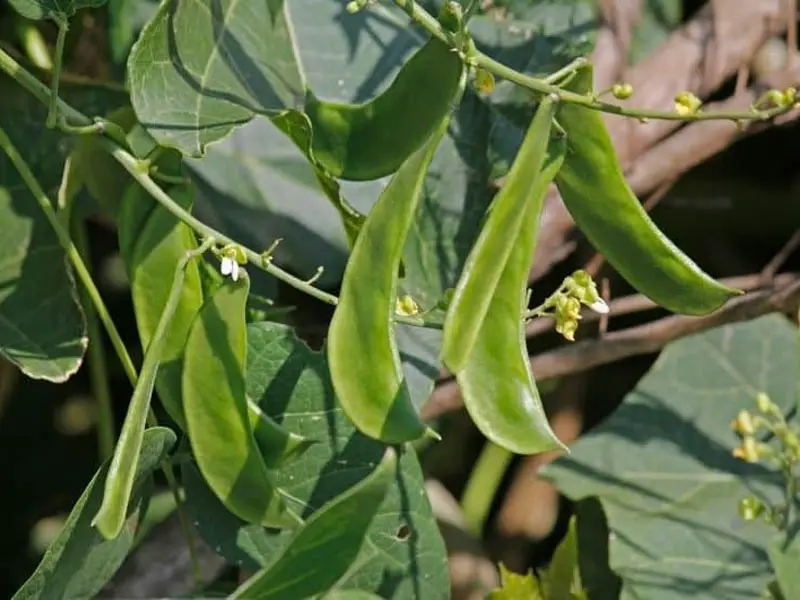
xmin=326 ymin=119 xmax=452 ymax=443
xmin=182 ymin=275 xmax=299 ymax=528
xmin=457 ymin=135 xmax=567 ymax=455
xmin=442 ymin=96 xmax=557 ymax=373
xmin=305 ymin=37 xmax=462 ymax=181
xmin=555 ymin=65 xmax=739 ymax=315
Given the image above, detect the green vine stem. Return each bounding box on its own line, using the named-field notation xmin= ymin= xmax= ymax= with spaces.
xmin=393 ymin=0 xmax=794 ymax=123
xmin=46 ymin=19 xmax=68 ymax=128
xmin=460 ymin=440 xmax=514 ymax=537
xmin=72 ymin=217 xmax=116 ymax=461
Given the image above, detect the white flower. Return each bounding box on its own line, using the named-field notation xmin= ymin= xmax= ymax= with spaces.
xmin=220 ymin=256 xmax=240 ymax=282
xmin=588 ymin=298 xmax=609 ymax=315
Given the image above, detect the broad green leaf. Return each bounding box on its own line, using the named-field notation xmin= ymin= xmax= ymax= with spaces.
xmin=543 ymin=315 xmax=795 ymax=599
xmin=8 ymin=0 xmax=105 ymax=21
xmin=128 ymin=0 xmax=305 ymax=156
xmin=183 ymin=321 xmax=449 ymax=599
xmin=769 ymin=531 xmax=800 ymax=600
xmin=0 ymin=76 xmax=126 ymax=381
xmin=12 ymin=427 xmax=176 ymax=600
xmin=231 ymin=448 xmax=397 ymax=599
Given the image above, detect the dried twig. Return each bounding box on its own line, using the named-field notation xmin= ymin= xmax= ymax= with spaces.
xmin=527 ymin=0 xmax=789 ymax=284
xmin=423 ymin=273 xmax=800 ymax=420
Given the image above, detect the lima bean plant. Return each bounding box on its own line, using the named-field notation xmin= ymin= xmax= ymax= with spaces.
xmin=0 ymin=0 xmax=798 ymax=598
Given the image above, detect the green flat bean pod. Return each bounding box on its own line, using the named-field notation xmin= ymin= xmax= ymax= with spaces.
xmin=305 ymin=36 xmax=462 ymax=181
xmin=457 ymin=139 xmax=567 ymax=455
xmin=183 ymin=276 xmax=300 ymax=528
xmin=94 ymin=242 xmax=209 ymax=540
xmin=326 ymin=119 xmax=452 ymax=444
xmin=120 ymin=185 xmax=204 ymax=428
xmin=442 ymin=96 xmax=557 ymax=373
xmin=555 ymin=65 xmax=739 ymax=315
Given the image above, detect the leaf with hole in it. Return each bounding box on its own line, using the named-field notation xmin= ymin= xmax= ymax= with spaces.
xmin=11 ymin=427 xmax=176 ymax=600
xmin=128 ymin=0 xmax=305 ymax=156
xmin=231 ymin=448 xmax=397 ymax=599
xmin=543 ymin=315 xmax=795 ymax=599
xmin=0 ymin=76 xmax=127 ymax=382
xmin=8 ymin=0 xmax=106 ymax=21
xmin=182 ymin=321 xmax=448 ymax=599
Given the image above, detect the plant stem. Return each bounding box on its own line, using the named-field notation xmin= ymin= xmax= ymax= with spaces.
xmin=73 ymin=217 xmax=116 ymax=461
xmin=393 ymin=0 xmax=793 ymax=123
xmin=46 ymin=19 xmax=68 ymax=128
xmin=460 ymin=440 xmax=514 ymax=537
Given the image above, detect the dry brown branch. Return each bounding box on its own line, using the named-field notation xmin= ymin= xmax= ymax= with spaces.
xmin=626 ymin=64 xmax=800 ymax=196
xmin=527 ymin=0 xmax=789 ymax=284
xmin=422 ymin=273 xmax=800 ymax=421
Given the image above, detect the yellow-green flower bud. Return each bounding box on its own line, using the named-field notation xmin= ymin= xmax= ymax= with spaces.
xmin=611 ymin=83 xmax=633 ymax=100
xmin=674 ymin=91 xmax=702 ymax=116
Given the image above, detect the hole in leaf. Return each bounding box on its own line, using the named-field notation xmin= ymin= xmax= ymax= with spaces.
xmin=395 ymin=525 xmax=411 ymax=541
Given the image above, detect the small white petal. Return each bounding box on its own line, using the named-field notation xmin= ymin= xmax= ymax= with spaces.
xmin=231 ymin=261 xmax=240 ymax=282
xmin=589 ymin=298 xmax=609 ymax=315
xmin=221 ymin=257 xmax=233 ymax=276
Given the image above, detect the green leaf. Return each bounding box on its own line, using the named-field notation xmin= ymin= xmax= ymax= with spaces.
xmin=769 ymin=530 xmax=800 ymax=600
xmin=231 ymin=448 xmax=397 ymax=599
xmin=543 ymin=315 xmax=795 ymax=599
xmin=183 ymin=321 xmax=449 ymax=599
xmin=486 ymin=564 xmax=544 ymax=600
xmin=12 ymin=427 xmax=176 ymax=600
xmin=542 ymin=516 xmax=582 ymax=599
xmin=8 ymin=0 xmax=106 ymax=21
xmin=128 ymin=0 xmax=305 ymax=156
xmin=0 ymin=76 xmax=127 ymax=381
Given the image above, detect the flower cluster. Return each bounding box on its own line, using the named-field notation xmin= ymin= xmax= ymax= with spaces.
xmin=544 ymin=270 xmax=609 ymax=342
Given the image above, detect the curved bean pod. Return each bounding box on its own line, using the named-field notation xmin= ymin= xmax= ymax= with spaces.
xmin=442 ymin=96 xmax=557 ymax=373
xmin=326 ymin=119 xmax=452 ymax=443
xmin=457 ymin=138 xmax=567 ymax=455
xmin=305 ymin=37 xmax=462 ymax=181
xmin=183 ymin=275 xmax=300 ymax=528
xmin=554 ymin=65 xmax=739 ymax=315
